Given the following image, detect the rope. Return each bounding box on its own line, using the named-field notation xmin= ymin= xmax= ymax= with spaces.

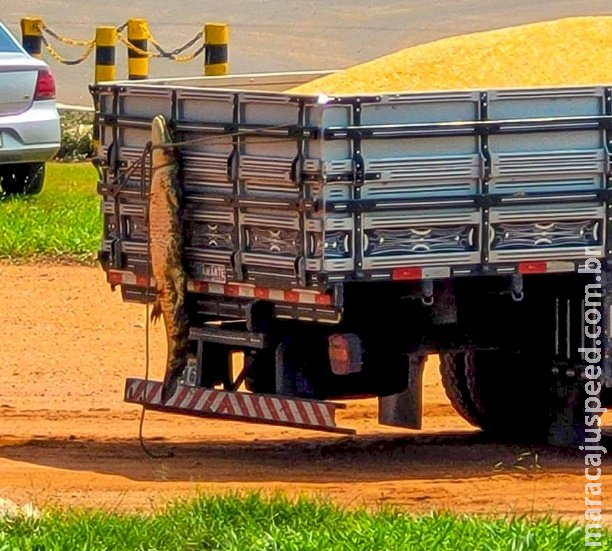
xmin=40 ymin=34 xmax=95 ymax=65
xmin=137 ymin=143 xmax=173 ymax=459
xmin=160 ymin=123 xmax=299 ymax=149
xmin=105 ymin=124 xmax=299 ymax=194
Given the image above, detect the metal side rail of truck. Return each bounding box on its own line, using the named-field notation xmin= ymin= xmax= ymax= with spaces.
xmin=90 ymin=71 xmax=612 ymax=446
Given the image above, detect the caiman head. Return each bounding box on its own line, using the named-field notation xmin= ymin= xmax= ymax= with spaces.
xmin=150 ymin=114 xmax=180 ymax=208
xmin=150 ymin=115 xmax=177 ymax=169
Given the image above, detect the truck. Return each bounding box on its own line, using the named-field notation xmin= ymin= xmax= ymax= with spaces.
xmin=90 ymin=70 xmax=612 ymax=445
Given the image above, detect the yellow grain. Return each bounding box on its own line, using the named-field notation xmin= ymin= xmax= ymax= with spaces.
xmin=288 ymin=17 xmax=612 ymax=94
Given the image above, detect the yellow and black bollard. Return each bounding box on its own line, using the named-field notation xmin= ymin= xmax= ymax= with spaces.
xmin=95 ymin=26 xmax=116 ymax=82
xmin=127 ymin=18 xmax=149 ymax=80
xmin=204 ymin=23 xmax=228 ymax=76
xmin=20 ymin=17 xmax=43 ymax=58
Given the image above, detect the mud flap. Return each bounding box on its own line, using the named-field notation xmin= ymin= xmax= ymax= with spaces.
xmin=548 ymin=372 xmax=585 ymax=447
xmin=378 ymin=355 xmax=424 ymax=430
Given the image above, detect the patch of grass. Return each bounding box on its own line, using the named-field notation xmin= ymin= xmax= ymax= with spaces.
xmin=0 ymin=162 xmax=100 ymax=263
xmin=0 ymin=493 xmax=600 ymax=551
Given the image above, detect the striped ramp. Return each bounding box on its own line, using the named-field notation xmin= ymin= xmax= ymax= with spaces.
xmin=124 ymin=378 xmax=355 ymax=435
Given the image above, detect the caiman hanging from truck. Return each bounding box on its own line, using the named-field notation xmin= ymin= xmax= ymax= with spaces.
xmin=91 ymin=71 xmax=612 ymax=445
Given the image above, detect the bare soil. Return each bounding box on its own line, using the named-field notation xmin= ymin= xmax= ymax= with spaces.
xmin=1 ymin=264 xmax=610 ymax=523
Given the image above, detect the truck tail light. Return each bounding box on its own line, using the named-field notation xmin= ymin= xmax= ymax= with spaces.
xmin=34 ymin=68 xmax=56 ymax=100
xmin=328 ymin=334 xmax=363 ymax=376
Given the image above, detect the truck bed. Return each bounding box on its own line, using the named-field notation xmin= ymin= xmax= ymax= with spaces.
xmin=91 ymin=71 xmax=611 ymax=321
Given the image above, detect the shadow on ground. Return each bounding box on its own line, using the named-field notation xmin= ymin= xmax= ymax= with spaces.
xmin=2 ymin=430 xmax=609 ymax=484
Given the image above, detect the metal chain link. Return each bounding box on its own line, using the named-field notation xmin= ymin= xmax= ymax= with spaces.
xmin=115 ymin=32 xmax=161 ymax=58
xmin=40 ymin=34 xmax=95 ymax=65
xmin=149 ymin=30 xmax=202 ymax=58
xmin=171 ymin=44 xmax=205 ymax=63
xmin=36 ymin=19 xmax=205 ymax=65
xmin=116 ymin=25 xmax=204 ymax=62
xmin=40 ymin=22 xmax=95 ymax=47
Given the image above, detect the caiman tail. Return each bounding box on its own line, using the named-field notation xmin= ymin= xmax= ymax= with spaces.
xmin=148 ymin=114 xmax=189 ymax=402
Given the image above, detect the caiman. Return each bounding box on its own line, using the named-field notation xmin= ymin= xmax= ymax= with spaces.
xmin=148 ymin=114 xmax=189 ymax=402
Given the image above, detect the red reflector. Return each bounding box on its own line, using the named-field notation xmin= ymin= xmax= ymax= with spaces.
xmin=284 ymin=291 xmax=300 ymax=303
xmin=328 ymin=334 xmax=363 ymax=376
xmin=108 ymin=270 xmax=122 ymax=285
xmin=194 ymin=281 xmax=209 ymax=293
xmin=518 ymin=261 xmax=547 ymax=274
xmin=225 ymin=284 xmax=240 ymax=296
xmin=254 ymin=287 xmax=269 ymax=299
xmin=136 ymin=275 xmax=150 ymax=287
xmin=315 ymin=293 xmax=332 ymax=306
xmin=34 ymin=69 xmax=56 ymax=100
xmin=392 ymin=267 xmax=422 ymax=281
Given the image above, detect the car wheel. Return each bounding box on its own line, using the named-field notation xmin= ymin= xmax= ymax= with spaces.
xmin=0 ymin=163 xmax=45 ymax=195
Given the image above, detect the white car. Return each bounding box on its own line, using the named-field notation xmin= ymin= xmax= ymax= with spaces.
xmin=0 ymin=20 xmax=60 ymax=195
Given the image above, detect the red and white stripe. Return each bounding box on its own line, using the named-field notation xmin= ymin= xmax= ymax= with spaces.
xmin=108 ymin=270 xmax=333 ymax=307
xmin=124 ymin=378 xmax=353 ymax=434
xmin=108 ymin=270 xmax=155 ymax=288
xmin=517 ymin=261 xmax=575 ymax=274
xmin=187 ymin=280 xmax=333 ymax=306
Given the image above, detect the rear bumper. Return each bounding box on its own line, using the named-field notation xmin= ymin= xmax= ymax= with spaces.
xmin=0 ymin=99 xmax=60 ymax=164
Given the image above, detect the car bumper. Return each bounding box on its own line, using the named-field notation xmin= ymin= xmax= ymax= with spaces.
xmin=0 ymin=99 xmax=60 ymax=164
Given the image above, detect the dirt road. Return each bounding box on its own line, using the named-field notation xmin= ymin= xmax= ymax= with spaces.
xmin=0 ymin=263 xmax=610 ymax=523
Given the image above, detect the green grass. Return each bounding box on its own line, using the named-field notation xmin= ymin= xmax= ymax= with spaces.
xmin=0 ymin=494 xmax=602 ymax=551
xmin=0 ymin=162 xmax=100 ymax=263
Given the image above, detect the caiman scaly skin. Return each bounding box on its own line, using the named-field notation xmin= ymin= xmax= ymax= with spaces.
xmin=148 ymin=115 xmax=189 ymax=402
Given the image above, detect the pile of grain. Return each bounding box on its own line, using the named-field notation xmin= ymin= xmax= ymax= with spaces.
xmin=289 ymin=17 xmax=612 ymax=94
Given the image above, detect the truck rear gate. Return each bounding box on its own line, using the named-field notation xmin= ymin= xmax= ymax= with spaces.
xmin=91 ymin=71 xmax=612 ymax=443
xmin=93 ymin=73 xmax=610 ymax=303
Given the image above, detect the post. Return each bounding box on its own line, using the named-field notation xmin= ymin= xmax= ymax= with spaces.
xmin=127 ymin=18 xmax=149 ymax=80
xmin=20 ymin=17 xmax=43 ymax=58
xmin=204 ymin=23 xmax=228 ymax=76
xmin=95 ymin=26 xmax=116 ymax=83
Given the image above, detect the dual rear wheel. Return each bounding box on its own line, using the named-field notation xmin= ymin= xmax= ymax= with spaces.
xmin=440 ymin=348 xmax=555 ymax=442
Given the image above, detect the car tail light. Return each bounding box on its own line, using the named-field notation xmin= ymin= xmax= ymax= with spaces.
xmin=34 ymin=69 xmax=56 ymax=100
xmin=328 ymin=334 xmax=363 ymax=375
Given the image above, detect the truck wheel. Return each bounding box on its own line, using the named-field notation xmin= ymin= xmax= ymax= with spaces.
xmin=440 ymin=348 xmax=552 ymax=441
xmin=0 ymin=163 xmax=45 ymax=195
xmin=439 ymin=351 xmax=483 ymax=427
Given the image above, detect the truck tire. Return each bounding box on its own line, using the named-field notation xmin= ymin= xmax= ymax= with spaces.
xmin=439 ymin=348 xmax=552 ymax=441
xmin=439 ymin=351 xmax=483 ymax=427
xmin=0 ymin=163 xmax=45 ymax=195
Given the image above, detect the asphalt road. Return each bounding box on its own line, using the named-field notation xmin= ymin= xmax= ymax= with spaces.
xmin=3 ymin=0 xmax=612 ymax=104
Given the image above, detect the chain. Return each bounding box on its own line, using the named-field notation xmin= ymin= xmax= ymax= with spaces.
xmin=40 ymin=34 xmax=95 ymax=65
xmin=40 ymin=23 xmax=95 ymax=47
xmin=171 ymin=44 xmax=205 ymax=63
xmin=116 ymin=32 xmax=161 ymax=58
xmin=116 ymin=25 xmax=204 ymax=62
xmin=34 ymin=19 xmax=206 ymax=65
